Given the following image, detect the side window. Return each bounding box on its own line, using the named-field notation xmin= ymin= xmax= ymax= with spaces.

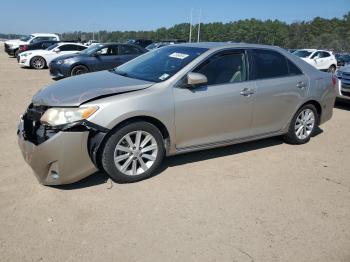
xmin=119 ymin=45 xmax=141 ymax=55
xmin=59 ymin=45 xmax=79 ymax=51
xmin=321 ymin=51 xmax=330 ymax=58
xmin=251 ymin=49 xmax=289 ymax=79
xmin=42 ymin=42 xmax=54 ymax=49
xmin=76 ymin=45 xmax=87 ymax=51
xmin=193 ymin=51 xmax=247 ymax=85
xmin=287 ymin=59 xmax=303 ymax=76
xmin=311 ymin=52 xmax=320 ymax=59
xmin=96 ymin=46 xmax=117 ymax=55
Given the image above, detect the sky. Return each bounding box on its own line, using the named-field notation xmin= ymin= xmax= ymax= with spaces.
xmin=0 ymin=0 xmax=349 ymax=34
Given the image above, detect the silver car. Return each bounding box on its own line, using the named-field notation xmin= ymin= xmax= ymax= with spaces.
xmin=17 ymin=43 xmax=336 ymax=185
xmin=335 ymin=64 xmax=350 ymax=101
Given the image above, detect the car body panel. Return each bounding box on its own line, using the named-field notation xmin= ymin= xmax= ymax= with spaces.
xmin=335 ymin=65 xmax=350 ymax=101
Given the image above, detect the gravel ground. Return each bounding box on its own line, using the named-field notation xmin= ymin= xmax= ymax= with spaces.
xmin=0 ymin=43 xmax=349 ymax=262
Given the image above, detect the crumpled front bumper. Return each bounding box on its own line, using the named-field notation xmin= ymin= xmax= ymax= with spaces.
xmin=17 ymin=119 xmax=98 ymax=185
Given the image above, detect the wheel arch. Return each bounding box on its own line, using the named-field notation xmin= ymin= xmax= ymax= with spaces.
xmin=70 ymin=63 xmax=90 ymax=72
xmin=91 ymin=115 xmax=171 ymax=170
xmin=299 ymin=100 xmax=322 ymax=124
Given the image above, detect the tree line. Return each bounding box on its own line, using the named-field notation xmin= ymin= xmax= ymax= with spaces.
xmin=2 ymin=12 xmax=349 ymax=51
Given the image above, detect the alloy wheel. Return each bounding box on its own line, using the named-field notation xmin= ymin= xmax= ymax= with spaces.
xmin=113 ymin=130 xmax=158 ymax=176
xmin=32 ymin=57 xmax=45 ymax=69
xmin=294 ymin=109 xmax=315 ymax=140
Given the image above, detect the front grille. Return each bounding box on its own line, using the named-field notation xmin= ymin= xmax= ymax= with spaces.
xmin=341 ymin=90 xmax=350 ymax=97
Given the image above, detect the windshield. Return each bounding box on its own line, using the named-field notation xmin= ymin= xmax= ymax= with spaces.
xmin=113 ymin=46 xmax=208 ymax=82
xmin=46 ymin=43 xmax=59 ymax=50
xmin=293 ymin=50 xmax=312 ymax=58
xmin=20 ymin=35 xmax=33 ymax=42
xmin=79 ymin=44 xmax=104 ymax=55
xmin=146 ymin=43 xmax=158 ymax=50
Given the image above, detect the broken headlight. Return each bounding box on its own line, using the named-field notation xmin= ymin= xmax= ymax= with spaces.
xmin=40 ymin=106 xmax=98 ymax=126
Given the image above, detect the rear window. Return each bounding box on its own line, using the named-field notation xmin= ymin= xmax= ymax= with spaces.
xmin=251 ymin=49 xmax=289 ymax=80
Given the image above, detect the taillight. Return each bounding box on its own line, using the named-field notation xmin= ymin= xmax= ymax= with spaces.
xmin=20 ymin=45 xmax=28 ymax=51
xmin=332 ymin=75 xmax=337 ymax=88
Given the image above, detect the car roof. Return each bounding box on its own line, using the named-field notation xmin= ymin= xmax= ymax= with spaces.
xmin=174 ymin=42 xmax=285 ymax=51
xmin=31 ymin=33 xmax=59 ymax=37
xmin=57 ymin=42 xmax=84 ymax=46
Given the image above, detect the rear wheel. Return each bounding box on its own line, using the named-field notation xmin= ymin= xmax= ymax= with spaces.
xmin=71 ymin=65 xmax=89 ymax=76
xmin=328 ymin=65 xmax=336 ymax=74
xmin=30 ymin=56 xmax=46 ymax=69
xmin=283 ymin=104 xmax=318 ymax=144
xmin=101 ymin=121 xmax=165 ymax=183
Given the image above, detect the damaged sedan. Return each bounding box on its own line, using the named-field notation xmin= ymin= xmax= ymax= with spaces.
xmin=17 ymin=43 xmax=336 ymax=185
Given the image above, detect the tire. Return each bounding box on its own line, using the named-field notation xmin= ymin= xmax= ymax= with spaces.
xmin=328 ymin=65 xmax=336 ymax=74
xmin=283 ymin=104 xmax=318 ymax=145
xmin=71 ymin=65 xmax=89 ymax=76
xmin=30 ymin=56 xmax=46 ymax=69
xmin=14 ymin=49 xmax=19 ymax=58
xmin=101 ymin=121 xmax=165 ymax=183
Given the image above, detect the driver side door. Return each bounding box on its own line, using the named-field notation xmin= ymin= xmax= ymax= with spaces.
xmin=92 ymin=46 xmax=119 ymax=71
xmin=173 ymin=49 xmax=255 ymax=149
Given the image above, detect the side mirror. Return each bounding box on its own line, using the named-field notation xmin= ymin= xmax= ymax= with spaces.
xmin=187 ymin=72 xmax=208 ymax=86
xmin=53 ymin=48 xmax=60 ymax=53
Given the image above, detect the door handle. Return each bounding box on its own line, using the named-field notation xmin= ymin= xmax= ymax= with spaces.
xmin=240 ymin=88 xmax=255 ymax=96
xmin=296 ymin=81 xmax=306 ymax=89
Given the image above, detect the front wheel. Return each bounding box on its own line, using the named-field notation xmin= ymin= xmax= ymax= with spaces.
xmin=101 ymin=122 xmax=165 ymax=183
xmin=30 ymin=56 xmax=46 ymax=69
xmin=283 ymin=104 xmax=318 ymax=144
xmin=71 ymin=65 xmax=89 ymax=76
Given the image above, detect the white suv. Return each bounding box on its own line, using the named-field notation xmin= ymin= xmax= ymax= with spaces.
xmin=4 ymin=33 xmax=60 ymax=57
xmin=293 ymin=49 xmax=337 ymax=73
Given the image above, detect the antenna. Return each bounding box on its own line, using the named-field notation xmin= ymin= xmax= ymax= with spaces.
xmin=189 ymin=8 xmax=193 ymax=43
xmin=197 ymin=8 xmax=201 ymax=43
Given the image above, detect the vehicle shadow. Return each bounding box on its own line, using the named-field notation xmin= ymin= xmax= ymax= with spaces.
xmin=55 ymin=127 xmax=324 ymax=190
xmin=335 ymin=100 xmax=350 ymax=111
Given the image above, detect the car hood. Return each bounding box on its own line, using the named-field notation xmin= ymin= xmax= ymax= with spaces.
xmin=5 ymin=39 xmax=25 ymax=45
xmin=32 ymin=70 xmax=154 ymax=107
xmin=21 ymin=49 xmax=51 ymax=56
xmin=339 ymin=64 xmax=350 ymax=73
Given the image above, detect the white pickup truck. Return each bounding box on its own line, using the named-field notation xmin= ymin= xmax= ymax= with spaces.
xmin=4 ymin=33 xmax=60 ymax=57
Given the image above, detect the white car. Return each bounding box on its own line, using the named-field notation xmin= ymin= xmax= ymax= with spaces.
xmin=293 ymin=49 xmax=337 ymax=73
xmin=4 ymin=33 xmax=59 ymax=57
xmin=18 ymin=42 xmax=87 ymax=69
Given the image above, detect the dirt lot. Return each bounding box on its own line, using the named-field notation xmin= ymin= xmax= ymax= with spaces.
xmin=0 ymin=43 xmax=349 ymax=262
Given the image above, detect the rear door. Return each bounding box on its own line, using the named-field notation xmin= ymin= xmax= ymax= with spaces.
xmin=249 ymin=49 xmax=308 ymax=136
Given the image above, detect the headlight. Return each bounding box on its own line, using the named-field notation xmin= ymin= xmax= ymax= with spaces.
xmin=22 ymin=52 xmax=32 ymax=57
xmin=335 ymin=70 xmax=342 ymax=78
xmin=40 ymin=106 xmax=98 ymax=126
xmin=56 ymin=60 xmax=64 ymax=65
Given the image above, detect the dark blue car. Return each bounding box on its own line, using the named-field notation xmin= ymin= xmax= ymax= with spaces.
xmin=49 ymin=43 xmax=146 ymax=79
